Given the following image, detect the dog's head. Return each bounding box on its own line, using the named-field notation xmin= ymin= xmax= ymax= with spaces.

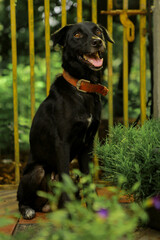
xmin=51 ymin=22 xmax=114 ymax=80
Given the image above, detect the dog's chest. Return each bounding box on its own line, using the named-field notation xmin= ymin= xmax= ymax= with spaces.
xmin=87 ymin=114 xmax=93 ymax=128
xmin=82 ymin=113 xmax=94 ymax=143
xmin=69 ymin=93 xmax=101 ymax=145
xmin=76 ymin=113 xmax=94 ymax=128
xmin=82 ymin=95 xmax=101 ymax=128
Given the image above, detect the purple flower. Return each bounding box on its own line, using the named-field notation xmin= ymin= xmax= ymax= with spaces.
xmin=153 ymin=196 xmax=160 ymax=210
xmin=96 ymin=208 xmax=109 ymax=219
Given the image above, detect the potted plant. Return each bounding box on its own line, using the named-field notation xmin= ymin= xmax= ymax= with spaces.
xmin=95 ymin=119 xmax=160 ymax=229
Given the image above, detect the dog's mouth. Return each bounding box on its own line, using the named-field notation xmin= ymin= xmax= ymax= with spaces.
xmin=79 ymin=51 xmax=103 ymax=70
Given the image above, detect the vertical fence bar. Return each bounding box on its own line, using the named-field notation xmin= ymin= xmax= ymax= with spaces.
xmin=153 ymin=0 xmax=160 ymax=118
xmin=45 ymin=0 xmax=51 ymax=96
xmin=10 ymin=0 xmax=20 ymax=185
xmin=140 ymin=0 xmax=146 ymax=124
xmin=92 ymin=0 xmax=97 ymax=24
xmin=77 ymin=0 xmax=82 ymax=23
xmin=123 ymin=0 xmax=129 ymax=127
xmin=61 ymin=0 xmax=67 ymax=27
xmin=107 ymin=0 xmax=113 ymax=130
xmin=91 ymin=0 xmax=99 ymax=181
xmin=28 ymin=0 xmax=35 ymax=120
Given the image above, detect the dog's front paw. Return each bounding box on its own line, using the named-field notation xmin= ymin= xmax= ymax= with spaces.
xmin=23 ymin=208 xmax=36 ymax=220
xmin=42 ymin=203 xmax=51 ymax=213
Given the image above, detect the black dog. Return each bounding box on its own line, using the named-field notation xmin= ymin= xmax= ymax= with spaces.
xmin=17 ymin=22 xmax=114 ymax=219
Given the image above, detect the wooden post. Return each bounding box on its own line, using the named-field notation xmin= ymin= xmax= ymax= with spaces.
xmin=153 ymin=0 xmax=160 ymax=118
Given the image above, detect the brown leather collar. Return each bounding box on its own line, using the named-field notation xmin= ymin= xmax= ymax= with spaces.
xmin=62 ymin=70 xmax=109 ymax=96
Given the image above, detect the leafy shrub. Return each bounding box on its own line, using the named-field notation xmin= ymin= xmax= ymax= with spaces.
xmin=0 ymin=166 xmax=148 ymax=240
xmin=95 ymin=119 xmax=160 ymax=200
xmin=26 ymin=168 xmax=147 ymax=240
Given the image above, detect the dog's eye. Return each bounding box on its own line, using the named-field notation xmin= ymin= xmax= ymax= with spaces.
xmin=74 ymin=32 xmax=83 ymax=38
xmin=96 ymin=29 xmax=102 ymax=36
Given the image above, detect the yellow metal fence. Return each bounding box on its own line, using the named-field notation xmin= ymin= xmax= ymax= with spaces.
xmin=102 ymin=0 xmax=147 ymax=128
xmin=3 ymin=0 xmax=147 ymax=187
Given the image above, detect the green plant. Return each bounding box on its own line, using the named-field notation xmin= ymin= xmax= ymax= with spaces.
xmin=95 ymin=119 xmax=160 ymax=201
xmin=26 ymin=167 xmax=147 ymax=240
xmin=0 ymin=165 xmax=149 ymax=240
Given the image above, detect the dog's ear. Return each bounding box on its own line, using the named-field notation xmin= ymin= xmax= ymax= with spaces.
xmin=51 ymin=25 xmax=73 ymax=47
xmin=99 ymin=25 xmax=114 ymax=44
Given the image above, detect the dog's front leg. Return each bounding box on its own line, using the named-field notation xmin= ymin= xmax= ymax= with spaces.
xmin=77 ymin=141 xmax=96 ymax=205
xmin=55 ymin=143 xmax=70 ymax=208
xmin=78 ymin=141 xmax=94 ymax=175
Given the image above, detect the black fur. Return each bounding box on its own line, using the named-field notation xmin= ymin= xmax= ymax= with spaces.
xmin=17 ymin=22 xmax=113 ymax=219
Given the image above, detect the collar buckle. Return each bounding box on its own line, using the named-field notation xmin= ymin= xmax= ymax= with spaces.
xmin=76 ymin=79 xmax=90 ymax=93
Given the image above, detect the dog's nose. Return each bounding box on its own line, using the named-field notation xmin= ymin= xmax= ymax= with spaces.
xmin=91 ymin=38 xmax=102 ymax=47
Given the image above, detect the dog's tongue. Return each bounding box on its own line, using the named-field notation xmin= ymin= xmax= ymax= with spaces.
xmin=88 ymin=57 xmax=103 ymax=67
xmin=84 ymin=54 xmax=103 ymax=67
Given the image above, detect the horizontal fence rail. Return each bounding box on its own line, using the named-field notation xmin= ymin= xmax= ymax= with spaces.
xmin=2 ymin=0 xmax=147 ymax=188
